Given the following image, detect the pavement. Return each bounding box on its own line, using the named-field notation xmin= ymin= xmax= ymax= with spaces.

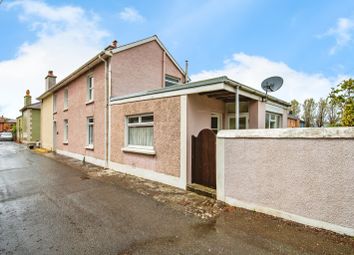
xmin=0 ymin=142 xmax=353 ymax=255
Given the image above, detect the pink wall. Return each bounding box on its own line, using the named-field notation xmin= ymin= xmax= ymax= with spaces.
xmin=111 ymin=40 xmax=185 ymax=98
xmin=53 ymin=62 xmax=106 ymax=160
xmin=220 ymin=129 xmax=354 ymax=231
xmin=187 ymin=94 xmax=225 ymax=183
xmin=110 ymin=96 xmax=181 ymax=177
xmin=249 ymin=100 xmax=265 ymax=129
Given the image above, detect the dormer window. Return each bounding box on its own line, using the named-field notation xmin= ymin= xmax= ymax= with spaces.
xmin=165 ymin=75 xmax=180 ymax=87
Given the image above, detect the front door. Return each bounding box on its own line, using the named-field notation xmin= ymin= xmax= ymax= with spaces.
xmin=192 ymin=129 xmax=216 ymax=189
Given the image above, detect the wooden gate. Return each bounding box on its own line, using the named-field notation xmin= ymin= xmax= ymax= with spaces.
xmin=192 ymin=129 xmax=216 ymax=189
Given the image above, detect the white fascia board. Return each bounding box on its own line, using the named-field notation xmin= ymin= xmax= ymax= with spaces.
xmin=238 ymin=90 xmax=260 ymax=101
xmin=110 ymin=83 xmax=226 ymax=105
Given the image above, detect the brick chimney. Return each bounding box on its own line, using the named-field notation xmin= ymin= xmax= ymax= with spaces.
xmin=45 ymin=70 xmax=57 ymax=91
xmin=24 ymin=89 xmax=32 ymax=107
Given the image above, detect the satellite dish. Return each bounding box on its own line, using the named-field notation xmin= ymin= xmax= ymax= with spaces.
xmin=261 ymin=76 xmax=283 ymax=101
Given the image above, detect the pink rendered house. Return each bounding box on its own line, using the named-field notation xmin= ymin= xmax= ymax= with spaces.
xmin=38 ymin=35 xmax=290 ymax=190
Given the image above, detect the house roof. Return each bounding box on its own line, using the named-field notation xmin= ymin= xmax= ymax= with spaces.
xmin=37 ymin=35 xmax=187 ymax=100
xmin=20 ymin=102 xmax=41 ymax=112
xmin=110 ymin=76 xmax=291 ymax=107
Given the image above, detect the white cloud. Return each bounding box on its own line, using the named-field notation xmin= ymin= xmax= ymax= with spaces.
xmin=191 ymin=53 xmax=348 ymax=103
xmin=1 ymin=0 xmax=109 ymax=118
xmin=119 ymin=7 xmax=144 ymax=23
xmin=322 ymin=17 xmax=354 ymax=55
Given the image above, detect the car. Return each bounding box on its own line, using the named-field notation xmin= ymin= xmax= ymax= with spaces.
xmin=0 ymin=132 xmax=13 ymax=141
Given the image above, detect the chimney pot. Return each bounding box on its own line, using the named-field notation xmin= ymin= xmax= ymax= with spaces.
xmin=112 ymin=40 xmax=118 ymax=48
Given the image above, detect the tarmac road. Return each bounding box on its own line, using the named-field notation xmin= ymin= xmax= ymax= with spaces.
xmin=0 ymin=142 xmax=353 ymax=255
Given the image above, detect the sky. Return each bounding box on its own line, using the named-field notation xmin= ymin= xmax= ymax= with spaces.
xmin=0 ymin=0 xmax=354 ymax=118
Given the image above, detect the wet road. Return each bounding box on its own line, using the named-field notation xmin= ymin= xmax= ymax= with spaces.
xmin=0 ymin=142 xmax=353 ymax=255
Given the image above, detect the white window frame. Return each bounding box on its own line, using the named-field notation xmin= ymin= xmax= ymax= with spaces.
xmin=123 ymin=113 xmax=155 ymax=154
xmin=165 ymin=75 xmax=180 ymax=87
xmin=86 ymin=117 xmax=94 ymax=149
xmin=211 ymin=113 xmax=222 ymax=133
xmin=53 ymin=94 xmax=57 ymax=113
xmin=265 ymin=112 xmax=282 ymax=129
xmin=63 ymin=119 xmax=68 ymax=144
xmin=64 ymin=88 xmax=68 ymax=110
xmin=87 ymin=75 xmax=94 ymax=103
xmin=227 ymin=113 xmax=249 ymax=129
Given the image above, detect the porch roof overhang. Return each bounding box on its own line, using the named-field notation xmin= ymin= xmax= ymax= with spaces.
xmin=110 ymin=76 xmax=291 ymax=109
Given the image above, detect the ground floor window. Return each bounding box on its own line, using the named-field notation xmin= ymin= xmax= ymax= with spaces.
xmin=63 ymin=119 xmax=68 ymax=143
xmin=126 ymin=114 xmax=154 ymax=148
xmin=87 ymin=117 xmax=94 ymax=147
xmin=265 ymin=112 xmax=282 ymax=128
xmin=228 ymin=114 xmax=249 ymax=129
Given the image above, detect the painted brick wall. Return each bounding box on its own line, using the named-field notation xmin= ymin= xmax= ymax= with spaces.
xmin=111 ymin=40 xmax=185 ymax=98
xmin=53 ymin=62 xmax=106 ymax=160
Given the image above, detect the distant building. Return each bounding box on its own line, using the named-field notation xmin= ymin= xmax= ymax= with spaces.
xmin=0 ymin=115 xmax=16 ymax=132
xmin=18 ymin=90 xmax=41 ymax=145
xmin=287 ymin=114 xmax=304 ymax=128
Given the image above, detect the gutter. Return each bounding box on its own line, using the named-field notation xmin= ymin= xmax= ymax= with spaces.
xmin=37 ymin=51 xmax=106 ymax=100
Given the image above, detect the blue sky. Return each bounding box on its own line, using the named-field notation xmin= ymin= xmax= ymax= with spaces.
xmin=1 ymin=0 xmax=354 ymax=118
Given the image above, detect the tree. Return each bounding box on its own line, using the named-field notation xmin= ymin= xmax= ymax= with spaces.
xmin=315 ymin=98 xmax=328 ymax=127
xmin=329 ymin=79 xmax=354 ymax=126
xmin=327 ymin=97 xmax=341 ymax=126
xmin=289 ymin=99 xmax=301 ymax=117
xmin=302 ymin=98 xmax=316 ymax=127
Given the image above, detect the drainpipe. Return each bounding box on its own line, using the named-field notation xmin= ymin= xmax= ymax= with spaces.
xmin=235 ymin=86 xmax=240 ymax=129
xmin=98 ymin=52 xmax=112 ymax=169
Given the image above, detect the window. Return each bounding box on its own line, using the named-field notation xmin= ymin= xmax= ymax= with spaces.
xmin=63 ymin=119 xmax=68 ymax=143
xmin=64 ymin=88 xmax=68 ymax=110
xmin=87 ymin=117 xmax=94 ymax=148
xmin=211 ymin=113 xmax=222 ymax=134
xmin=53 ymin=94 xmax=57 ymax=113
xmin=228 ymin=115 xmax=248 ymax=129
xmin=265 ymin=112 xmax=282 ymax=129
xmin=165 ymin=75 xmax=180 ymax=87
xmin=87 ymin=75 xmax=94 ymax=102
xmin=126 ymin=114 xmax=154 ymax=148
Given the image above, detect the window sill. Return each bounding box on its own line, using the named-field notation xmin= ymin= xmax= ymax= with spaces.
xmin=122 ymin=147 xmax=156 ymax=156
xmin=63 ymin=108 xmax=68 ymax=112
xmin=63 ymin=141 xmax=68 ymax=145
xmin=86 ymin=100 xmax=94 ymax=105
xmin=85 ymin=145 xmax=94 ymax=150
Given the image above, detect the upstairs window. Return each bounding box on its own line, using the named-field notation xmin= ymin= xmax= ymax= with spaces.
xmin=126 ymin=114 xmax=154 ymax=148
xmin=165 ymin=75 xmax=180 ymax=87
xmin=64 ymin=88 xmax=68 ymax=110
xmin=87 ymin=75 xmax=94 ymax=102
xmin=265 ymin=112 xmax=282 ymax=129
